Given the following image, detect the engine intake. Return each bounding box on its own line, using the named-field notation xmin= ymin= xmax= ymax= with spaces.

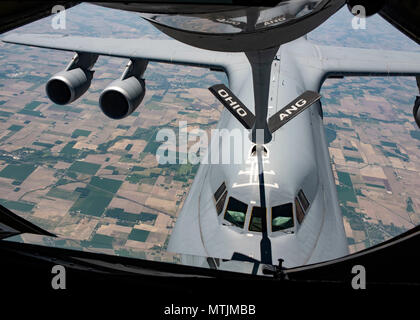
xmin=99 ymin=76 xmax=145 ymax=119
xmin=46 ymin=68 xmax=93 ymax=105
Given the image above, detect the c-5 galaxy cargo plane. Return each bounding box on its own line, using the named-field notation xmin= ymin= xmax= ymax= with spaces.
xmin=2 ymin=0 xmax=420 ymax=269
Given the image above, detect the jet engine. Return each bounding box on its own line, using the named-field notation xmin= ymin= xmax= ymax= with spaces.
xmin=45 ymin=52 xmax=98 ymax=105
xmin=46 ymin=68 xmax=93 ymax=105
xmin=99 ymin=77 xmax=146 ymax=119
xmin=99 ymin=59 xmax=148 ymax=119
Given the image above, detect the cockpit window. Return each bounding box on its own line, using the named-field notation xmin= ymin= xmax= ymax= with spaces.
xmin=214 ymin=182 xmax=227 ymax=215
xmin=224 ymin=197 xmax=247 ymax=228
xmin=249 ymin=207 xmax=266 ymax=232
xmin=295 ymin=197 xmax=305 ymax=224
xmin=214 ymin=182 xmax=226 ymax=202
xmin=271 ymin=203 xmax=293 ymax=232
xmin=298 ymin=189 xmax=309 ymax=211
xmin=216 ymin=191 xmax=228 ymax=215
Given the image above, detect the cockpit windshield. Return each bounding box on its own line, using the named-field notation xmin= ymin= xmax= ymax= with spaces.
xmin=224 ymin=197 xmax=248 ymax=228
xmin=272 ymin=203 xmax=294 ymax=232
xmin=249 ymin=206 xmax=265 ymax=232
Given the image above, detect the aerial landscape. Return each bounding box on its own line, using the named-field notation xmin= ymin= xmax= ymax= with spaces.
xmin=0 ymin=4 xmax=418 ymax=263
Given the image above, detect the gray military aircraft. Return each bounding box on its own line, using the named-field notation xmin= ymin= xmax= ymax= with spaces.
xmin=2 ymin=0 xmax=420 ymax=270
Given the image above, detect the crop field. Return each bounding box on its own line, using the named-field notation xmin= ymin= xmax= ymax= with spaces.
xmin=70 ymin=188 xmax=113 ymax=216
xmin=0 ymin=164 xmax=36 ymax=182
xmin=68 ymin=161 xmax=101 ymax=175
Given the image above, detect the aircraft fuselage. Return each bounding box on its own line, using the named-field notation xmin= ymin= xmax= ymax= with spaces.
xmin=168 ymin=37 xmax=349 ymax=268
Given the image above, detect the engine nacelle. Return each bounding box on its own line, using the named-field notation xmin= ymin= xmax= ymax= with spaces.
xmin=99 ymin=76 xmax=145 ymax=119
xmin=46 ymin=68 xmax=93 ymax=105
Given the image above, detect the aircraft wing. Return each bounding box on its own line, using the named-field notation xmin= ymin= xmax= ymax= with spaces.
xmin=313 ymin=45 xmax=420 ymax=80
xmin=1 ymin=33 xmax=247 ymax=76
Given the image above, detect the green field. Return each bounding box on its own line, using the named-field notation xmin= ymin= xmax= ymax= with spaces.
xmin=173 ymin=163 xmax=196 ymax=182
xmin=60 ymin=141 xmax=79 ymax=156
xmin=17 ymin=109 xmax=43 ymax=117
xmin=380 ymin=141 xmax=397 ymax=148
xmin=89 ymin=176 xmax=122 ymax=194
xmin=106 ymin=208 xmax=138 ymax=222
xmin=344 ymin=156 xmax=364 ymax=163
xmin=407 ymin=197 xmax=414 ymax=213
xmin=0 ymin=164 xmax=36 ymax=181
xmin=106 ymin=209 xmax=157 ymax=224
xmin=131 ymin=166 xmax=146 ymax=172
xmin=24 ymin=101 xmax=43 ymax=110
xmin=43 ymin=130 xmax=70 ymax=137
xmin=8 ymin=124 xmax=24 ymax=132
xmin=132 ymin=126 xmax=155 ymax=141
xmin=340 ymin=205 xmax=365 ymax=231
xmin=90 ymin=233 xmax=114 ymax=248
xmin=410 ymin=130 xmax=420 ymax=141
xmin=143 ymin=141 xmax=161 ymax=154
xmin=119 ymin=154 xmax=134 ymax=162
xmin=33 ymin=141 xmax=55 ymax=148
xmin=337 ymin=186 xmax=357 ymax=203
xmin=383 ymin=149 xmax=409 ymax=162
xmin=68 ymin=161 xmax=100 ymax=175
xmin=0 ymin=199 xmax=35 ymax=212
xmin=71 ymin=129 xmax=91 ymax=138
xmin=325 ymin=127 xmax=337 ymax=144
xmin=60 ymin=141 xmax=79 ymax=158
xmin=337 ymin=171 xmax=357 ymax=203
xmin=366 ymin=183 xmax=386 ymax=189
xmin=70 ymin=189 xmax=113 ymax=216
xmin=338 ymin=171 xmax=352 ymax=186
xmin=0 ymin=110 xmax=13 ymax=118
xmin=46 ymin=187 xmax=79 ymax=201
xmin=139 ymin=212 xmax=157 ymax=224
xmin=343 ymin=146 xmax=358 ymax=151
xmin=128 ymin=228 xmax=150 ymax=242
xmin=126 ymin=173 xmax=157 ymax=185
